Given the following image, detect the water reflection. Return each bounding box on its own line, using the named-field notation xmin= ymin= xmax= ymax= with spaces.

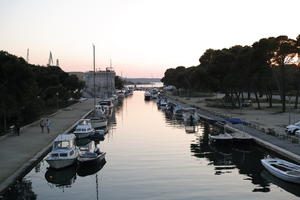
xmin=77 ymin=159 xmax=106 ymax=177
xmin=190 ymin=122 xmax=272 ymax=193
xmin=3 ymin=92 xmax=300 ymax=200
xmin=45 ymin=165 xmax=77 ymax=188
xmin=1 ymin=179 xmax=37 ymax=200
xmin=261 ymin=170 xmax=300 ymax=197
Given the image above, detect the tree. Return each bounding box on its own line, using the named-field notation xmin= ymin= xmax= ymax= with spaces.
xmin=115 ymin=76 xmax=124 ymax=90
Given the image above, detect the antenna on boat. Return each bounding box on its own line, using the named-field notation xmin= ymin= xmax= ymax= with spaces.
xmin=93 ymin=44 xmax=96 ymax=108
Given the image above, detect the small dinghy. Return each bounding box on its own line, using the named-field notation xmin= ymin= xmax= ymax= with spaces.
xmin=77 ymin=141 xmax=106 ymax=165
xmin=261 ymin=158 xmax=300 ymax=184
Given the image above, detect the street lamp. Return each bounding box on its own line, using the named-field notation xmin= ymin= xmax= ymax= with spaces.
xmin=288 ymin=95 xmax=292 ymax=125
xmin=56 ymin=92 xmax=59 ymax=110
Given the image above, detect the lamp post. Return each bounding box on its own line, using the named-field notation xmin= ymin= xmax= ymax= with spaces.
xmin=288 ymin=95 xmax=292 ymax=125
xmin=56 ymin=92 xmax=59 ymax=110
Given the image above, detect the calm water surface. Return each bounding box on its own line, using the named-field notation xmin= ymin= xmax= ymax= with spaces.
xmin=3 ymin=91 xmax=300 ymax=200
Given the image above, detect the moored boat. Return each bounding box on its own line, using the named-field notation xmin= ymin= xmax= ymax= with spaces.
xmin=182 ymin=108 xmax=199 ymax=124
xmin=261 ymin=158 xmax=300 ymax=184
xmin=208 ymin=132 xmax=233 ymax=144
xmin=90 ymin=115 xmax=108 ymax=129
xmin=77 ymin=141 xmax=106 ymax=165
xmin=230 ymin=131 xmax=253 ymax=143
xmin=144 ymin=91 xmax=151 ymax=100
xmin=99 ymin=99 xmax=114 ymax=109
xmin=73 ymin=119 xmax=95 ymax=139
xmin=89 ymin=129 xmax=106 ymax=141
xmin=45 ymin=134 xmax=78 ymax=169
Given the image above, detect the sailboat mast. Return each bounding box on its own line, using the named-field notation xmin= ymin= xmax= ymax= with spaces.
xmin=93 ymin=44 xmax=96 ymax=108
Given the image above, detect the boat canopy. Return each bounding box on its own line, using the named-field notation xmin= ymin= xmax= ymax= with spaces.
xmin=54 ymin=134 xmax=76 ymax=142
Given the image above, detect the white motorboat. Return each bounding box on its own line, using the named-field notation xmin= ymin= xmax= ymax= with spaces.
xmin=46 ymin=134 xmax=78 ymax=169
xmin=77 ymin=141 xmax=106 ymax=164
xmin=73 ymin=119 xmax=95 ymax=139
xmin=173 ymin=105 xmax=184 ymax=119
xmin=88 ymin=106 xmax=108 ymax=129
xmin=99 ymin=99 xmax=114 ymax=109
xmin=99 ymin=105 xmax=112 ymax=118
xmin=208 ymin=132 xmax=233 ymax=144
xmin=158 ymin=99 xmax=168 ymax=108
xmin=261 ymin=158 xmax=300 ymax=184
xmin=90 ymin=116 xmax=108 ymax=129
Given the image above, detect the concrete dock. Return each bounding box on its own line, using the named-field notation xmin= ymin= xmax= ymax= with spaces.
xmin=167 ymin=96 xmax=300 ymax=164
xmin=0 ymin=99 xmax=93 ymax=194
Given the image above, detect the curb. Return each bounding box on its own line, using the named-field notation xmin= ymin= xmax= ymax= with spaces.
xmin=0 ymin=107 xmax=93 ymax=195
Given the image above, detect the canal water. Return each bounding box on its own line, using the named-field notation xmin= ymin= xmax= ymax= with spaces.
xmin=2 ymin=91 xmax=300 ymax=200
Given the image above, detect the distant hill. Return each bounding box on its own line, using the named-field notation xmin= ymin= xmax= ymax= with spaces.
xmin=67 ymin=73 xmax=161 ymax=84
xmin=124 ymin=78 xmax=161 ymax=84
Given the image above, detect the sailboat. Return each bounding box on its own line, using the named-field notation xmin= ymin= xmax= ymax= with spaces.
xmin=89 ymin=44 xmax=108 ymax=130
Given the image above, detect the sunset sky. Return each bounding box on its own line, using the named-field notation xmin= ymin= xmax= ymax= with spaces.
xmin=0 ymin=0 xmax=299 ymax=78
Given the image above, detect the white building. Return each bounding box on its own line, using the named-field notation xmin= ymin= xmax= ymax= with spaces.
xmin=83 ymin=69 xmax=115 ymax=98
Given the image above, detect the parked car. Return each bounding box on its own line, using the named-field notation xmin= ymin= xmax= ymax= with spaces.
xmin=294 ymin=129 xmax=300 ymax=137
xmin=242 ymin=100 xmax=252 ymax=107
xmin=286 ymin=121 xmax=300 ymax=135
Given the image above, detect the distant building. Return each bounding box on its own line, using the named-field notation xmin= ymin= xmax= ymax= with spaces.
xmin=83 ymin=69 xmax=115 ymax=98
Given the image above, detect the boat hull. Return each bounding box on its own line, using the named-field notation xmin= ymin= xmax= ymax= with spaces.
xmin=78 ymin=152 xmax=106 ymax=165
xmin=91 ymin=120 xmax=107 ymax=129
xmin=46 ymin=158 xmax=77 ymax=169
xmin=261 ymin=159 xmax=300 ymax=184
xmin=208 ymin=134 xmax=233 ymax=145
xmin=144 ymin=96 xmax=151 ymax=100
xmin=74 ymin=132 xmax=93 ymax=139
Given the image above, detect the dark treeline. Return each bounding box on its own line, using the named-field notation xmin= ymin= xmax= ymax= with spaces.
xmin=162 ymin=35 xmax=300 ymax=112
xmin=0 ymin=51 xmax=85 ymax=132
xmin=115 ymin=75 xmax=124 ymax=89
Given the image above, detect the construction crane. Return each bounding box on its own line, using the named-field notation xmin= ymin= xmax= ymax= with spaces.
xmin=26 ymin=48 xmax=29 ymax=63
xmin=47 ymin=51 xmax=53 ymax=66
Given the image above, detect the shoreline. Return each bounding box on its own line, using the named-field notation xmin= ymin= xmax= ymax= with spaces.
xmin=164 ymin=94 xmax=300 ymax=164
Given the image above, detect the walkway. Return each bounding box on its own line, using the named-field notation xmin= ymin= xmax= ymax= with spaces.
xmin=0 ymin=99 xmax=93 ymax=193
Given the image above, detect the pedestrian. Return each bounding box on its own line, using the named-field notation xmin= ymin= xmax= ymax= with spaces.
xmin=46 ymin=118 xmax=51 ymax=133
xmin=15 ymin=122 xmax=20 ymax=136
xmin=40 ymin=119 xmax=45 ymax=133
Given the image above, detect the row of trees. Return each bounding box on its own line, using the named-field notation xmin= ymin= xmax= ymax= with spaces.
xmin=0 ymin=51 xmax=85 ymax=132
xmin=162 ymin=35 xmax=300 ymax=112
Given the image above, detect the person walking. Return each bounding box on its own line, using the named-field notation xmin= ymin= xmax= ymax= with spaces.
xmin=46 ymin=118 xmax=51 ymax=133
xmin=40 ymin=119 xmax=45 ymax=133
xmin=15 ymin=122 xmax=20 ymax=136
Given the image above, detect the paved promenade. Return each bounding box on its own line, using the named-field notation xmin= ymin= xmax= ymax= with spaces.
xmin=0 ymin=99 xmax=93 ymax=193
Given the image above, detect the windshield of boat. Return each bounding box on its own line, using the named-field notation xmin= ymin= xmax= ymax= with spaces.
xmin=54 ymin=141 xmax=71 ymax=149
